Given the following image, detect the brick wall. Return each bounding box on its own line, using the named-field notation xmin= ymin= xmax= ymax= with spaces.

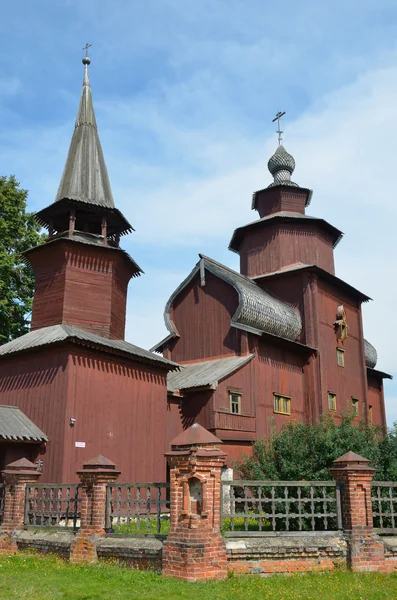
xmin=2 ymin=442 xmax=397 ymax=578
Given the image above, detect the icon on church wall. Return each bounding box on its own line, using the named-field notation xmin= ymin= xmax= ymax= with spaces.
xmin=334 ymin=305 xmax=348 ymax=341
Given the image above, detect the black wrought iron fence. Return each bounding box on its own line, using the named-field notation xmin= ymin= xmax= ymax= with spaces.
xmin=221 ymin=480 xmax=342 ymax=536
xmin=0 ymin=484 xmax=5 ymax=525
xmin=372 ymin=482 xmax=397 ymax=533
xmin=24 ymin=484 xmax=81 ymax=531
xmin=106 ymin=483 xmax=170 ymax=536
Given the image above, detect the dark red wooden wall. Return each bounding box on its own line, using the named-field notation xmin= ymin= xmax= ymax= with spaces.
xmin=0 ymin=348 xmax=69 ymax=482
xmin=29 ymin=241 xmax=133 ymax=340
xmin=0 ymin=344 xmax=170 ymax=483
xmin=367 ymin=373 xmax=387 ymax=429
xmin=169 ymin=272 xmax=239 ymax=362
xmin=63 ymin=348 xmax=169 ymax=482
xmin=239 ymin=223 xmax=335 ymax=277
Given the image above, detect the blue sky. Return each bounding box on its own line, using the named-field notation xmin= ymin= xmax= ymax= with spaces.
xmin=1 ymin=0 xmax=396 ymax=422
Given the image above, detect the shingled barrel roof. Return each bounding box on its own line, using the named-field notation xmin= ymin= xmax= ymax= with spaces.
xmin=0 ymin=324 xmax=178 ymax=370
xmin=0 ymin=406 xmax=48 ymax=442
xmin=151 ymin=254 xmax=302 ymax=353
xmin=168 ymin=354 xmax=255 ymax=393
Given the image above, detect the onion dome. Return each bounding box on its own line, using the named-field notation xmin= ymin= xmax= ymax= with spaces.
xmin=267 ymin=144 xmax=299 ymax=188
xmin=364 ymin=339 xmax=378 ymax=369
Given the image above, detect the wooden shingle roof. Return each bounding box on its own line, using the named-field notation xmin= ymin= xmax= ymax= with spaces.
xmin=0 ymin=406 xmax=48 ymax=442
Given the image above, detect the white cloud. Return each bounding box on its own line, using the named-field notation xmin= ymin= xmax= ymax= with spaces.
xmin=0 ymin=3 xmax=395 ymax=419
xmin=386 ymin=397 xmax=397 ymax=427
xmin=117 ymin=61 xmax=397 ymax=415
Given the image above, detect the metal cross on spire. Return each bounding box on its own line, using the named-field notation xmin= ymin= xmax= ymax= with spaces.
xmin=82 ymin=43 xmax=92 ymax=57
xmin=272 ymin=111 xmax=286 ymax=146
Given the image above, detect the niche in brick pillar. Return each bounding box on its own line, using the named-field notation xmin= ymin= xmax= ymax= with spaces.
xmin=162 ymin=423 xmax=228 ymax=582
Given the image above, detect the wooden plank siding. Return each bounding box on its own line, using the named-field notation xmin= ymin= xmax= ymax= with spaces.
xmin=309 ymin=278 xmax=369 ymax=423
xmin=253 ymin=341 xmax=308 ymax=439
xmin=221 ymin=442 xmax=253 ymax=468
xmin=63 ymin=348 xmax=169 ymax=483
xmin=367 ymin=373 xmax=387 ymax=430
xmin=0 ymin=348 xmax=69 ymax=482
xmin=0 ymin=344 xmax=171 ymax=483
xmin=169 ymin=272 xmax=240 ymax=362
xmin=30 ymin=244 xmax=67 ymax=331
xmin=260 ymin=271 xmax=377 ymax=427
xmin=254 ymin=187 xmax=307 ymax=218
xmin=239 ymin=223 xmax=336 ymax=278
xmin=29 ymin=241 xmax=134 ymax=340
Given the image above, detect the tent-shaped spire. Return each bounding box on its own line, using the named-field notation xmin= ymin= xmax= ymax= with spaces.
xmin=55 ymin=54 xmax=115 ymax=209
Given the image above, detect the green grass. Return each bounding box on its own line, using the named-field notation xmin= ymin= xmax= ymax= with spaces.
xmin=113 ymin=518 xmax=170 ymax=535
xmin=1 ymin=553 xmax=397 ymax=599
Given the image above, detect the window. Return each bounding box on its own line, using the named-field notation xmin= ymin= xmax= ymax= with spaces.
xmin=352 ymin=398 xmax=359 ymax=416
xmin=229 ymin=392 xmax=241 ymax=415
xmin=369 ymin=405 xmax=373 ymax=424
xmin=337 ymin=348 xmax=345 ymax=367
xmin=273 ymin=394 xmax=291 ymax=415
xmin=328 ymin=392 xmax=337 ymax=412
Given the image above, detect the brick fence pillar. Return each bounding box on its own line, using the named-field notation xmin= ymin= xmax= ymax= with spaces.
xmin=70 ymin=455 xmax=120 ymax=563
xmin=0 ymin=458 xmax=41 ymax=553
xmin=330 ymin=451 xmax=384 ymax=571
xmin=162 ymin=423 xmax=228 ymax=581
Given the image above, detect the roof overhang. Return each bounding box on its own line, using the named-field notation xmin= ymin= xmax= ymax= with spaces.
xmin=36 ymin=197 xmax=133 ymax=238
xmin=167 ymin=354 xmax=255 ymax=393
xmin=23 ymin=231 xmax=143 ymax=276
xmin=0 ymin=405 xmax=48 ymax=442
xmin=252 ymin=264 xmax=371 ymax=303
xmin=231 ymin=322 xmax=317 ymax=354
xmin=367 ymin=367 xmax=393 ymax=380
xmin=0 ymin=325 xmax=179 ymax=372
xmin=229 ymin=213 xmax=343 ymax=253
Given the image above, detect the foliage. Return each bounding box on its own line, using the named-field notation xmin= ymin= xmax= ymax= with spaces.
xmin=237 ymin=415 xmax=397 ymax=482
xmin=0 ymin=175 xmax=44 ymax=344
xmin=221 ymin=515 xmax=272 ymax=533
xmin=1 ymin=553 xmax=397 ymax=599
xmin=113 ymin=517 xmax=170 ymax=535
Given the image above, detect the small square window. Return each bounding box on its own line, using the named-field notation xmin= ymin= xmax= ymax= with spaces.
xmin=352 ymin=398 xmax=359 ymax=416
xmin=337 ymin=348 xmax=345 ymax=367
xmin=369 ymin=405 xmax=373 ymax=424
xmin=328 ymin=392 xmax=337 ymax=412
xmin=229 ymin=392 xmax=241 ymax=414
xmin=273 ymin=394 xmax=291 ymax=415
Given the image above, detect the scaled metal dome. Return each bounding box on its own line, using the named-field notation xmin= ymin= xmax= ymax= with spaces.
xmin=267 ymin=144 xmax=299 ymax=188
xmin=364 ymin=339 xmax=378 ymax=369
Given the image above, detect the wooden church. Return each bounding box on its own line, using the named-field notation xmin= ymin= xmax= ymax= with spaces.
xmin=0 ymin=56 xmax=391 ymax=481
xmin=152 ymin=126 xmax=391 ymax=463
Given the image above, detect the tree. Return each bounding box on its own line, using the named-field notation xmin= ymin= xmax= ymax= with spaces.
xmin=0 ymin=176 xmax=44 ymax=344
xmin=236 ymin=415 xmax=393 ymax=481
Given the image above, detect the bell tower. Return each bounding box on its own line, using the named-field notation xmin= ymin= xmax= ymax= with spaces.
xmin=229 ymin=114 xmax=342 ymax=278
xmin=25 ymin=52 xmax=142 ymax=340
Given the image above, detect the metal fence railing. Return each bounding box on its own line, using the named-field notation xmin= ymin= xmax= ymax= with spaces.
xmin=221 ymin=480 xmax=342 ymax=536
xmin=106 ymin=483 xmax=170 ymax=536
xmin=0 ymin=484 xmax=5 ymax=525
xmin=372 ymin=482 xmax=397 ymax=533
xmin=24 ymin=484 xmax=81 ymax=531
